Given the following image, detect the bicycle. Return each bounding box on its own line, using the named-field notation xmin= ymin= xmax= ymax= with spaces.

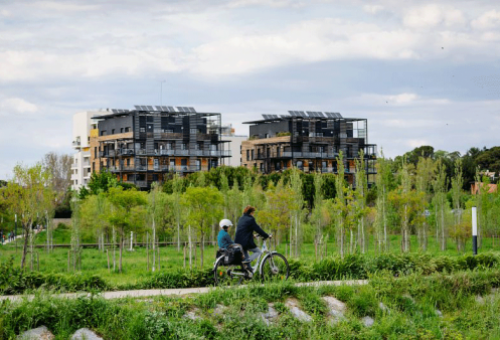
xmin=213 ymin=234 xmax=290 ymax=286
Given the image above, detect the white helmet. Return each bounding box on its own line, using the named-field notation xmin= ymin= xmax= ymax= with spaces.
xmin=219 ymin=219 xmax=233 ymax=229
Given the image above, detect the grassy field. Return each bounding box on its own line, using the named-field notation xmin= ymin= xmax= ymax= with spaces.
xmin=1 ymin=224 xmax=499 ymax=288
xmin=2 ymin=270 xmax=500 ymax=339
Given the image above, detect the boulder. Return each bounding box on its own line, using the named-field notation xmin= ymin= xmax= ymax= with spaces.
xmin=71 ymin=328 xmax=103 ymax=340
xmin=322 ymin=296 xmax=346 ymax=324
xmin=184 ymin=308 xmax=202 ymax=321
xmin=18 ymin=326 xmax=54 ymax=340
xmin=285 ymin=299 xmax=312 ymax=322
xmin=362 ymin=316 xmax=375 ymax=327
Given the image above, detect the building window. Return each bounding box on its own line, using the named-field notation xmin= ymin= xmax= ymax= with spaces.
xmin=100 ymin=130 xmax=106 ymax=136
xmin=190 ymin=129 xmax=197 ymax=134
xmin=140 ymin=127 xmax=145 ymax=133
xmin=127 ymin=159 xmax=130 ymax=166
xmin=251 ymin=150 xmax=254 ymax=160
xmin=125 ymin=127 xmax=130 ymax=132
xmin=246 ymin=150 xmax=249 ymax=160
xmin=112 ymin=129 xmax=115 ymax=134
xmin=260 ymin=163 xmax=264 ymax=172
xmin=120 ymin=128 xmax=124 ymax=133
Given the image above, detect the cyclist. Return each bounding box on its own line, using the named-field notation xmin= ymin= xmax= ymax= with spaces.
xmin=235 ymin=206 xmax=271 ymax=275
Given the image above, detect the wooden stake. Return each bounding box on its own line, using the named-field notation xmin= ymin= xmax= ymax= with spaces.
xmin=147 ymin=233 xmax=150 ymax=272
xmin=183 ymin=243 xmax=186 ymax=268
xmin=107 ymin=249 xmax=110 ymax=272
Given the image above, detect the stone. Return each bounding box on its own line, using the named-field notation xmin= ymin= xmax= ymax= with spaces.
xmin=362 ymin=316 xmax=375 ymax=327
xmin=285 ymin=299 xmax=312 ymax=322
xmin=212 ymin=304 xmax=226 ymax=317
xmin=322 ymin=296 xmax=346 ymax=313
xmin=435 ymin=310 xmax=443 ymax=318
xmin=476 ymin=295 xmax=484 ymax=304
xmin=322 ymin=296 xmax=346 ymax=324
xmin=71 ymin=328 xmax=103 ymax=340
xmin=184 ymin=309 xmax=202 ymax=321
xmin=18 ymin=326 xmax=54 ymax=340
xmin=262 ymin=306 xmax=279 ymax=320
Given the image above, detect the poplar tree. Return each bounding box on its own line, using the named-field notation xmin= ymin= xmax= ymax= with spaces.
xmin=450 ymin=159 xmax=465 ymax=251
xmin=4 ymin=163 xmax=53 ymax=268
xmin=375 ymin=150 xmax=391 ymax=252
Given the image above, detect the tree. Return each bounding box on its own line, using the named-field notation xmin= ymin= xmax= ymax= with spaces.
xmin=108 ymin=187 xmax=147 ymax=273
xmin=415 ymin=156 xmax=436 ymax=250
xmin=450 ymin=158 xmax=465 ymax=251
xmin=171 ymin=173 xmax=184 ymax=251
xmin=3 ymin=163 xmax=53 ymax=268
xmin=181 ymin=187 xmax=223 ymax=268
xmin=375 ymin=150 xmax=391 ymax=252
xmin=289 ymin=168 xmax=304 ymax=257
xmin=432 ymin=160 xmax=449 ymax=251
xmin=148 ymin=183 xmax=169 ymax=271
xmin=79 ymin=192 xmax=112 ymax=252
xmin=42 ymin=152 xmax=72 ymax=206
xmin=355 ymin=150 xmax=369 ymax=253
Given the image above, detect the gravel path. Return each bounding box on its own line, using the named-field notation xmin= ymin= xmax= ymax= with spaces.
xmin=0 ymin=280 xmax=368 ymax=302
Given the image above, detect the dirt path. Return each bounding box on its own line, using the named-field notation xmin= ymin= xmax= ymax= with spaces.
xmin=0 ymin=280 xmax=368 ymax=302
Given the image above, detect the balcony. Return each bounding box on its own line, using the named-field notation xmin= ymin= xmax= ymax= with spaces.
xmin=72 ymin=140 xmax=81 ymax=148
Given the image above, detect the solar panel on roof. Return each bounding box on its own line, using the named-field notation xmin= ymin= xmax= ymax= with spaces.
xmin=177 ymin=107 xmax=185 ymax=112
xmin=167 ymin=106 xmax=175 ymax=112
xmin=155 ymin=106 xmax=162 ymax=111
xmin=324 ymin=112 xmax=334 ymax=118
xmin=134 ymin=105 xmax=142 ymax=110
xmin=317 ymin=112 xmax=325 ymax=118
xmin=298 ymin=111 xmax=307 ymax=118
xmin=189 ymin=107 xmax=196 ymax=113
xmin=306 ymin=111 xmax=315 ymax=117
xmin=272 ymin=114 xmax=279 ymax=119
xmin=280 ymin=115 xmax=288 ymax=118
xmin=335 ymin=112 xmax=343 ymax=118
xmin=262 ymin=114 xmax=271 ymax=120
xmin=159 ymin=106 xmax=167 ymax=112
xmin=147 ymin=106 xmax=154 ymax=111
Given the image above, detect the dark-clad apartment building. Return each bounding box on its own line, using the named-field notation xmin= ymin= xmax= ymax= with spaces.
xmin=90 ymin=105 xmax=230 ymax=189
xmin=242 ymin=111 xmax=377 ymax=185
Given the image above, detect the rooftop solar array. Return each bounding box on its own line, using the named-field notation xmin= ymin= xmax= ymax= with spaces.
xmin=111 ymin=109 xmax=130 ymax=113
xmin=324 ymin=112 xmax=343 ymax=119
xmin=262 ymin=114 xmax=280 ymax=120
xmin=306 ymin=111 xmax=326 ymax=118
xmin=288 ymin=110 xmax=307 ymax=117
xmin=176 ymin=106 xmax=197 ymax=113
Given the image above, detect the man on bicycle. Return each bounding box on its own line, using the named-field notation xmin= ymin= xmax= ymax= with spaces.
xmin=235 ymin=205 xmax=271 ymax=275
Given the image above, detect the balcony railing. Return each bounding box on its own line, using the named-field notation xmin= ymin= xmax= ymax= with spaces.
xmin=72 ymin=140 xmax=81 ymax=147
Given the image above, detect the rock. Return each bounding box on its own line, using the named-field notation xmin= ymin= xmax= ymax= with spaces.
xmin=71 ymin=328 xmax=103 ymax=340
xmin=184 ymin=308 xmax=201 ymax=321
xmin=435 ymin=310 xmax=443 ymax=318
xmin=379 ymin=302 xmax=390 ymax=313
xmin=18 ymin=326 xmax=54 ymax=340
xmin=322 ymin=296 xmax=346 ymax=313
xmin=476 ymin=295 xmax=484 ymax=304
xmin=322 ymin=296 xmax=346 ymax=324
xmin=285 ymin=299 xmax=312 ymax=322
xmin=212 ymin=304 xmax=226 ymax=317
xmin=362 ymin=316 xmax=375 ymax=327
xmin=260 ymin=305 xmax=279 ymax=326
xmin=289 ymin=306 xmax=312 ymax=322
xmin=262 ymin=306 xmax=279 ymax=319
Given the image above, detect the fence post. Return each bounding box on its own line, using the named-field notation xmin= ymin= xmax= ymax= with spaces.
xmin=472 ymin=206 xmax=478 ymax=256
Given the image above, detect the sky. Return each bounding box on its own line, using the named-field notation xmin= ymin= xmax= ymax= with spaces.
xmin=1 ymin=0 xmax=500 ymax=178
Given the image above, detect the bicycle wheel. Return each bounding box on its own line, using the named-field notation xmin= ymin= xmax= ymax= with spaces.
xmin=260 ymin=253 xmax=290 ymax=282
xmin=213 ymin=258 xmax=244 ymax=286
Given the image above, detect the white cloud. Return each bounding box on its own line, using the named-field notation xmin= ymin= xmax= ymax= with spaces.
xmin=0 ymin=97 xmax=38 ymax=116
xmin=403 ymin=5 xmax=465 ymax=29
xmin=471 ymin=10 xmax=500 ymax=30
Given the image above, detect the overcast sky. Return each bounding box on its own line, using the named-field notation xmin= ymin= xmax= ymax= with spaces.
xmin=1 ymin=0 xmax=500 ymax=178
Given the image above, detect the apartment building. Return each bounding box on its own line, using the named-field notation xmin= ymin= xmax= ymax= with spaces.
xmin=221 ymin=124 xmax=247 ymax=167
xmin=90 ymin=105 xmax=231 ymax=189
xmin=71 ymin=110 xmax=103 ymax=190
xmin=242 ymin=111 xmax=377 ymax=185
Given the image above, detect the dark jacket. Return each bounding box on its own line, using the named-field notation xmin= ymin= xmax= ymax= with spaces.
xmin=234 ymin=213 xmax=269 ymax=250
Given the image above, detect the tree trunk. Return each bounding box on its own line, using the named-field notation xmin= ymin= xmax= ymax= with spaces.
xmin=20 ymin=223 xmax=29 ymax=269
xmin=188 ymin=225 xmax=192 ymax=270
xmin=200 ymin=232 xmax=204 ymax=268
xmin=112 ymin=227 xmax=116 ymax=271
xmin=152 ymin=219 xmax=156 ymax=272
xmin=119 ymin=235 xmax=123 ymax=273
xmin=177 ymin=221 xmax=180 ymax=252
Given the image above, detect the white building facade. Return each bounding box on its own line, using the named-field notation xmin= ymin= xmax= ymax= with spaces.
xmin=221 ymin=124 xmax=246 ymax=167
xmin=71 ymin=111 xmax=100 ymax=191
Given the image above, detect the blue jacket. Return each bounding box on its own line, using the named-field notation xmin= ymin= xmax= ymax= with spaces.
xmin=234 ymin=213 xmax=269 ymax=250
xmin=217 ymin=229 xmax=234 ymax=249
